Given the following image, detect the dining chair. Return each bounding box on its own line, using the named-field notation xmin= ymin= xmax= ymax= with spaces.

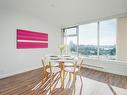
xmin=41 ymin=57 xmax=50 ymax=82
xmin=41 ymin=57 xmax=62 ymax=93
xmin=64 ymin=57 xmax=84 ymax=94
xmin=64 ymin=57 xmax=83 ymax=75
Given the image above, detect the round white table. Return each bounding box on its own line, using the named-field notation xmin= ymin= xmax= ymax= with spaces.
xmin=46 ymin=56 xmax=77 ymax=88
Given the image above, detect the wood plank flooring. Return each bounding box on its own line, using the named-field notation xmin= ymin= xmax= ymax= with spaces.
xmin=0 ymin=67 xmax=127 ymax=95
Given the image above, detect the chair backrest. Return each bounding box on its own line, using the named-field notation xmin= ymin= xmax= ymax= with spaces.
xmin=76 ymin=57 xmax=84 ymax=70
xmin=42 ymin=57 xmax=46 ymax=68
xmin=42 ymin=56 xmax=50 ymax=66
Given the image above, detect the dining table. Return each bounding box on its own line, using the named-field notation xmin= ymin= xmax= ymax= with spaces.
xmin=46 ymin=55 xmax=77 ymax=88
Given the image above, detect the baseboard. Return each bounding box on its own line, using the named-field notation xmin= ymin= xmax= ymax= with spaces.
xmin=0 ymin=66 xmax=41 ymax=79
xmin=81 ymin=64 xmax=105 ymax=72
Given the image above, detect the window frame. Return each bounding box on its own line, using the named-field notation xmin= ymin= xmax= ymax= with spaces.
xmin=63 ymin=26 xmax=78 ymax=37
xmin=63 ymin=19 xmax=117 ymax=60
xmin=63 ymin=26 xmax=78 ymax=55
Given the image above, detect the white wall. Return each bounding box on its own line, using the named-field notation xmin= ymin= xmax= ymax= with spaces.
xmin=117 ymin=17 xmax=127 ymax=61
xmin=82 ymin=58 xmax=127 ymax=76
xmin=0 ymin=9 xmax=60 ymax=79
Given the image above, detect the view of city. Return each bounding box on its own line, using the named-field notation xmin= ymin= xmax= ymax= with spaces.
xmin=68 ymin=41 xmax=116 ymax=60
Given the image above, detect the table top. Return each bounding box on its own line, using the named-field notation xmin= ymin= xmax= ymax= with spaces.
xmin=46 ymin=55 xmax=77 ymax=63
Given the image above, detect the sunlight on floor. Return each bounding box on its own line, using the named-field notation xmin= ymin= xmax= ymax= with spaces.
xmin=32 ymin=72 xmax=127 ymax=95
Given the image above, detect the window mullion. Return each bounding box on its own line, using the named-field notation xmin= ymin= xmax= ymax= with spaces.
xmin=77 ymin=26 xmax=79 ymax=56
xmin=97 ymin=21 xmax=100 ymax=59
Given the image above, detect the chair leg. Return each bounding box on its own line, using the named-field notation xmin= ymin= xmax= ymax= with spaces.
xmin=45 ymin=72 xmax=48 ymax=81
xmin=60 ymin=71 xmax=63 ymax=88
xmin=59 ymin=62 xmax=64 ymax=88
xmin=73 ymin=72 xmax=76 ymax=95
xmin=73 ymin=70 xmax=77 ymax=82
xmin=62 ymin=70 xmax=65 ymax=88
xmin=42 ymin=76 xmax=45 ymax=83
xmin=50 ymin=78 xmax=52 ymax=93
xmin=69 ymin=72 xmax=71 ymax=80
xmin=42 ymin=69 xmax=47 ymax=83
xmin=49 ymin=73 xmax=54 ymax=93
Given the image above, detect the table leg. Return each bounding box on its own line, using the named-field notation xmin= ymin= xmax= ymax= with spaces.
xmin=59 ymin=62 xmax=64 ymax=88
xmin=62 ymin=62 xmax=65 ymax=89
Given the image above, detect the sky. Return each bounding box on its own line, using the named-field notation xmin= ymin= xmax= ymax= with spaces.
xmin=78 ymin=19 xmax=117 ymax=45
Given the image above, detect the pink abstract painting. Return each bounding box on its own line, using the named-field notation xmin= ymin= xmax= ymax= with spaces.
xmin=17 ymin=29 xmax=48 ymax=48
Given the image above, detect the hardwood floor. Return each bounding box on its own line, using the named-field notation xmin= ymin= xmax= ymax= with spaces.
xmin=0 ymin=67 xmax=127 ymax=95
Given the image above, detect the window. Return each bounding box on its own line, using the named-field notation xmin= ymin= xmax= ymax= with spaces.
xmin=99 ymin=19 xmax=117 ymax=60
xmin=79 ymin=23 xmax=98 ymax=58
xmin=63 ymin=19 xmax=117 ymax=60
xmin=64 ymin=28 xmax=77 ymax=36
xmin=64 ymin=27 xmax=78 ymax=56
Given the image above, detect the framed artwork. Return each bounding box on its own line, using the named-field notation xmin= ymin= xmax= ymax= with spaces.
xmin=17 ymin=29 xmax=48 ymax=48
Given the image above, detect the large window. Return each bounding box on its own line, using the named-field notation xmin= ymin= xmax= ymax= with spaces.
xmin=64 ymin=27 xmax=78 ymax=56
xmin=79 ymin=23 xmax=98 ymax=58
xmin=99 ymin=19 xmax=117 ymax=60
xmin=63 ymin=19 xmax=117 ymax=60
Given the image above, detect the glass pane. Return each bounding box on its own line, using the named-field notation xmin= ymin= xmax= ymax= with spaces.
xmin=79 ymin=22 xmax=98 ymax=58
xmin=64 ymin=36 xmax=77 ymax=56
xmin=64 ymin=28 xmax=77 ymax=36
xmin=99 ymin=19 xmax=117 ymax=60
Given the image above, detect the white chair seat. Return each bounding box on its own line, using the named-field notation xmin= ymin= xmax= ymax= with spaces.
xmin=64 ymin=62 xmax=74 ymax=67
xmin=50 ymin=62 xmax=59 ymax=67
xmin=64 ymin=67 xmax=78 ymax=73
xmin=46 ymin=67 xmax=61 ymax=73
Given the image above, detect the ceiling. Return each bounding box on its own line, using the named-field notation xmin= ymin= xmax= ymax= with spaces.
xmin=0 ymin=0 xmax=127 ymax=28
